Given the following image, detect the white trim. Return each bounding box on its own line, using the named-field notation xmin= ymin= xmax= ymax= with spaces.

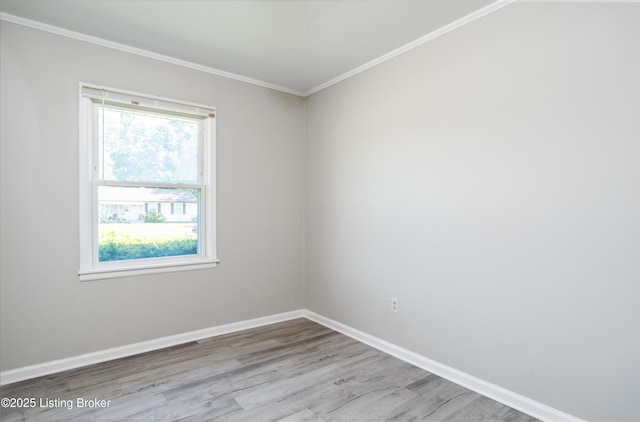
xmin=302 ymin=0 xmax=517 ymax=96
xmin=0 ymin=12 xmax=304 ymax=97
xmin=0 ymin=310 xmax=306 ymax=386
xmin=302 ymin=310 xmax=585 ymax=422
xmin=0 ymin=308 xmax=584 ymax=422
xmin=78 ymin=259 xmax=220 ymax=281
xmin=2 ymin=2 xmax=515 ymax=98
xmin=78 ymin=90 xmax=93 ymax=271
xmin=204 ymin=115 xmax=217 ymax=265
xmin=78 ymin=83 xmax=218 ymax=280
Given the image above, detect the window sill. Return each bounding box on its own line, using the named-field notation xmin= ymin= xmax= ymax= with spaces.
xmin=78 ymin=259 xmax=220 ymax=281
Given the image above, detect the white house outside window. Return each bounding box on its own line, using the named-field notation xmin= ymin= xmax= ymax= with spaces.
xmin=78 ymin=83 xmax=218 ymax=280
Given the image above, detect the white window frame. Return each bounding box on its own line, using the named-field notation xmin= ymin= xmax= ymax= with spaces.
xmin=78 ymin=82 xmax=218 ymax=281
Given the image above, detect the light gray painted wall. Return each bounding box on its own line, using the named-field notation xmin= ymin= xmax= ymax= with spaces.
xmin=2 ymin=3 xmax=640 ymax=421
xmin=0 ymin=22 xmax=304 ymax=371
xmin=305 ymin=3 xmax=639 ymax=421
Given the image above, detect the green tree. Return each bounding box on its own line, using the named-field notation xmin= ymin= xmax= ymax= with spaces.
xmin=101 ymin=107 xmax=198 ymax=183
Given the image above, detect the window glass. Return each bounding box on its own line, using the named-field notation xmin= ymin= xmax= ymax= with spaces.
xmin=99 ymin=106 xmax=199 ymax=184
xmin=79 ymin=83 xmax=217 ymax=280
xmin=98 ymin=186 xmax=200 ymax=262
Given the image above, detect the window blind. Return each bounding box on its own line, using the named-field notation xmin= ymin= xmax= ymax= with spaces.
xmin=80 ymin=83 xmax=215 ymax=118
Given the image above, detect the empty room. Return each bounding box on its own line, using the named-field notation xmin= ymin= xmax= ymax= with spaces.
xmin=0 ymin=0 xmax=638 ymax=421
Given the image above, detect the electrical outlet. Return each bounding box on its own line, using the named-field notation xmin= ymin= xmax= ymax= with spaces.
xmin=391 ymin=297 xmax=399 ymax=314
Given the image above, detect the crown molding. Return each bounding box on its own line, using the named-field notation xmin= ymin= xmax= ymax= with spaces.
xmin=1 ymin=0 xmax=515 ymax=98
xmin=0 ymin=12 xmax=305 ymax=97
xmin=302 ymin=0 xmax=517 ymax=96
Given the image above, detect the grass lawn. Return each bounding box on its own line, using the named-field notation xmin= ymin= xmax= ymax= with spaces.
xmin=99 ymin=222 xmax=197 ymax=241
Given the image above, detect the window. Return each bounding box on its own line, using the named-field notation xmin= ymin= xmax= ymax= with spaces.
xmin=171 ymin=203 xmax=186 ymax=215
xmin=79 ymin=83 xmax=218 ymax=280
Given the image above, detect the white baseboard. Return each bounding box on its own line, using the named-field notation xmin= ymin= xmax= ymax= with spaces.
xmin=1 ymin=308 xmax=583 ymax=422
xmin=302 ymin=310 xmax=584 ymax=422
xmin=0 ymin=309 xmax=305 ymax=386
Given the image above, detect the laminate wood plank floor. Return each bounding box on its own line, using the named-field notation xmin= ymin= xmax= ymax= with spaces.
xmin=0 ymin=318 xmax=538 ymax=421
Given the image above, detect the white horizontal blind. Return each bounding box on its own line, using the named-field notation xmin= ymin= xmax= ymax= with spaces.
xmin=81 ymin=83 xmax=216 ymax=118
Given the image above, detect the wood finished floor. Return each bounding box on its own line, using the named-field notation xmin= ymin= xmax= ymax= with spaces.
xmin=0 ymin=318 xmax=538 ymax=421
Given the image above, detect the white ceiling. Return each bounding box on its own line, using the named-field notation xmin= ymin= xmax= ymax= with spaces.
xmin=0 ymin=0 xmax=505 ymax=96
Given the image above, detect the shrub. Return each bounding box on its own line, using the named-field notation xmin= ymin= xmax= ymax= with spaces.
xmin=143 ymin=212 xmax=166 ymax=223
xmin=99 ymin=237 xmax=197 ymax=262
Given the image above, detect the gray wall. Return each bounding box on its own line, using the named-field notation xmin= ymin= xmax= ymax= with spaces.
xmin=305 ymin=3 xmax=639 ymax=421
xmin=2 ymin=3 xmax=640 ymax=421
xmin=0 ymin=22 xmax=304 ymax=371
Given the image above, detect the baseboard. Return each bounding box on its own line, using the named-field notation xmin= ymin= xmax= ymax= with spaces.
xmin=0 ymin=309 xmax=306 ymax=386
xmin=302 ymin=310 xmax=584 ymax=422
xmin=1 ymin=308 xmax=584 ymax=422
